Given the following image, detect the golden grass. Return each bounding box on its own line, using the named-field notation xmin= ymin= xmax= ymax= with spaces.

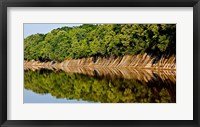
xmin=24 ymin=54 xmax=176 ymax=83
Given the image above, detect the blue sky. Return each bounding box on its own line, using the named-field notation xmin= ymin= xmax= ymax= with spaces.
xmin=24 ymin=24 xmax=82 ymax=38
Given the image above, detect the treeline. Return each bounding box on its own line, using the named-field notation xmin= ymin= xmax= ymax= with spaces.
xmin=24 ymin=70 xmax=176 ymax=103
xmin=24 ymin=24 xmax=176 ymax=62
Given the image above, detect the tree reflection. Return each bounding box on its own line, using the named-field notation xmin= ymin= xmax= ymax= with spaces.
xmin=24 ymin=69 xmax=176 ymax=103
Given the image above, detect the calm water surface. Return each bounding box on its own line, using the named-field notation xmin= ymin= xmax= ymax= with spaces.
xmin=24 ymin=68 xmax=176 ymax=103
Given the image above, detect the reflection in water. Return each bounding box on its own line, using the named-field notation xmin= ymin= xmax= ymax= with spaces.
xmin=24 ymin=89 xmax=93 ymax=103
xmin=24 ymin=64 xmax=176 ymax=83
xmin=24 ymin=67 xmax=176 ymax=103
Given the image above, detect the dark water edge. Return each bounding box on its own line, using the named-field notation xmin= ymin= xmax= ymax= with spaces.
xmin=24 ymin=69 xmax=176 ymax=103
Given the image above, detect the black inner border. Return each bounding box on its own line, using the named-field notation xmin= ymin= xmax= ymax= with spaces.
xmin=0 ymin=0 xmax=199 ymax=127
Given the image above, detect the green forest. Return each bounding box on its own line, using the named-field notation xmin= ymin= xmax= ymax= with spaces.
xmin=24 ymin=24 xmax=176 ymax=62
xmin=24 ymin=70 xmax=176 ymax=103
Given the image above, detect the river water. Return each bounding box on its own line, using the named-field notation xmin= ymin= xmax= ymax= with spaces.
xmin=24 ymin=68 xmax=176 ymax=103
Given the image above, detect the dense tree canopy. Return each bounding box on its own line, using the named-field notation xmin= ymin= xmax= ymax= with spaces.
xmin=24 ymin=24 xmax=176 ymax=62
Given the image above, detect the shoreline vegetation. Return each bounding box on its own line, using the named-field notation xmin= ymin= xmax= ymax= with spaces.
xmin=24 ymin=24 xmax=176 ymax=65
xmin=24 ymin=24 xmax=176 ymax=82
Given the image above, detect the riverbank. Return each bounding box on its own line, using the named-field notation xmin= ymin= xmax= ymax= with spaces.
xmin=24 ymin=54 xmax=176 ymax=82
xmin=24 ymin=53 xmax=176 ymax=70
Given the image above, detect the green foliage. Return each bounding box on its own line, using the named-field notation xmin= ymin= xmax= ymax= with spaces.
xmin=24 ymin=70 xmax=176 ymax=103
xmin=24 ymin=24 xmax=176 ymax=62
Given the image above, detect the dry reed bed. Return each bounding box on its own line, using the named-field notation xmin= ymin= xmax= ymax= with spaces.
xmin=24 ymin=54 xmax=176 ymax=83
xmin=60 ymin=53 xmax=176 ymax=69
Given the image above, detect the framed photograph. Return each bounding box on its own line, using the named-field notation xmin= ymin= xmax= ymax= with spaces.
xmin=0 ymin=0 xmax=199 ymax=127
